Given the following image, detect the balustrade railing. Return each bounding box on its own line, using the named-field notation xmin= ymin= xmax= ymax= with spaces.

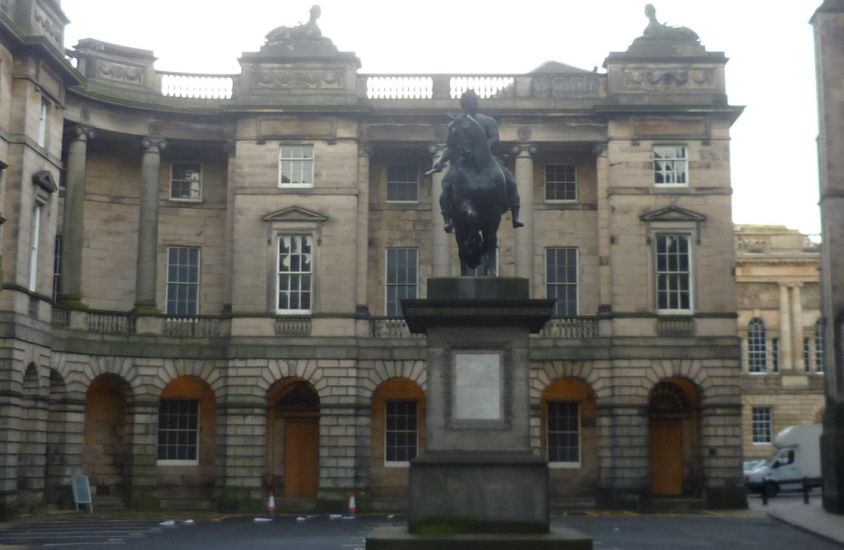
xmin=164 ymin=315 xmax=226 ymax=338
xmin=369 ymin=317 xmax=422 ymax=338
xmin=539 ymin=317 xmax=600 ymax=339
xmin=275 ymin=316 xmax=312 ymax=337
xmin=656 ymin=317 xmax=695 ymax=337
xmin=87 ymin=311 xmax=137 ymax=335
xmin=159 ymin=71 xmax=235 ymax=99
xmin=51 ymin=307 xmax=70 ymax=328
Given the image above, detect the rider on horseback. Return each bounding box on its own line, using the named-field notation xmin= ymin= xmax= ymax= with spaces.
xmin=432 ymin=90 xmax=523 ymax=233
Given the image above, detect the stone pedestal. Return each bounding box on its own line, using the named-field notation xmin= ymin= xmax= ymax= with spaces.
xmin=367 ymin=277 xmax=591 ymax=548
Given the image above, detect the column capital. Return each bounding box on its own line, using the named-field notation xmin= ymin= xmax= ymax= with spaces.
xmin=510 ymin=143 xmax=537 ymax=157
xmin=592 ymin=142 xmax=608 ymax=158
xmin=140 ymin=136 xmax=167 ymax=152
xmin=66 ymin=124 xmax=95 ymax=142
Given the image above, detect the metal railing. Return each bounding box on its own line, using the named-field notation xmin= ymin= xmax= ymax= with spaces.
xmin=164 ymin=315 xmax=226 ymax=338
xmin=539 ymin=317 xmax=600 ymax=339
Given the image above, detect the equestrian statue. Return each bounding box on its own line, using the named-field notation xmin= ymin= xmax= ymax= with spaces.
xmin=429 ymin=90 xmax=522 ymax=276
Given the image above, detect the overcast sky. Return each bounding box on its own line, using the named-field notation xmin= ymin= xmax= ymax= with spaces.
xmin=60 ymin=0 xmax=823 ymax=235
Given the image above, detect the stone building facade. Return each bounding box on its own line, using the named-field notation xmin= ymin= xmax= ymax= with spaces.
xmin=734 ymin=225 xmax=825 ymax=461
xmin=0 ymin=3 xmax=747 ymax=517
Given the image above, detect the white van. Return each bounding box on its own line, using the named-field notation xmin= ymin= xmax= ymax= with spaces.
xmin=744 ymin=423 xmax=822 ymax=498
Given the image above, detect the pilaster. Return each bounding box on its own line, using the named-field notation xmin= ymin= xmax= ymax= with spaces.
xmin=430 ymin=144 xmax=450 ymax=278
xmin=513 ymin=144 xmax=536 ymax=285
xmin=134 ymin=136 xmax=166 ymax=314
xmin=59 ymin=124 xmax=94 ymax=309
xmin=778 ymin=284 xmax=793 ymax=370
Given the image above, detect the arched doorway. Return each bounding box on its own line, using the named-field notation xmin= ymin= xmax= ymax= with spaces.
xmin=540 ymin=377 xmax=598 ymax=497
xmin=83 ymin=374 xmax=131 ymax=504
xmin=266 ymin=379 xmax=320 ymax=498
xmin=370 ymin=378 xmax=426 ymax=501
xmin=648 ymin=378 xmax=701 ymax=496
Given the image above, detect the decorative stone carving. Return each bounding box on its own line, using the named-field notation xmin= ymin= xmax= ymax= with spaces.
xmin=97 ymin=60 xmax=144 ymax=85
xmin=140 ymin=136 xmax=167 ymax=152
xmin=262 ymin=5 xmax=338 ymax=55
xmin=640 ymin=4 xmax=699 ymax=44
xmin=622 ymin=67 xmax=715 ymax=90
xmin=517 ymin=127 xmax=532 ymax=142
xmin=34 ymin=5 xmax=63 ymax=46
xmin=67 ymin=124 xmax=95 ymax=143
xmin=254 ymin=69 xmax=343 ymax=90
xmin=531 ymin=75 xmax=603 ymax=98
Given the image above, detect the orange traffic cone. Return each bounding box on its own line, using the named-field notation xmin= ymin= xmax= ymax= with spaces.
xmin=347 ymin=491 xmax=357 ymax=515
xmin=267 ymin=491 xmax=276 ymax=515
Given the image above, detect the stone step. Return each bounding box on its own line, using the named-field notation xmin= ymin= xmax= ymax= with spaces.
xmin=645 ymin=497 xmax=705 ymax=512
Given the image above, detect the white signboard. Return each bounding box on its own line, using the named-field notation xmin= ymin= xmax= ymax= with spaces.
xmin=454 ymin=352 xmax=501 ymax=420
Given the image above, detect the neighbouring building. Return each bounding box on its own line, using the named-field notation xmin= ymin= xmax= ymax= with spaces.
xmin=734 ymin=225 xmax=825 ymax=461
xmin=0 ymin=2 xmax=747 ymax=518
xmin=812 ymin=0 xmax=844 ymax=514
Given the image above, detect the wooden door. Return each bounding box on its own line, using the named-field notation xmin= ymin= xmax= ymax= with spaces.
xmin=284 ymin=417 xmax=319 ymax=497
xmin=650 ymin=418 xmax=683 ymax=496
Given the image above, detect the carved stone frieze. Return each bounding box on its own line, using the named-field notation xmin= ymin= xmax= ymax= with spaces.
xmin=253 ymin=68 xmax=344 ymax=90
xmin=34 ymin=5 xmax=63 ymax=46
xmin=97 ymin=61 xmax=144 ymax=85
xmin=531 ymin=75 xmax=603 ymax=98
xmin=622 ymin=67 xmax=715 ymax=90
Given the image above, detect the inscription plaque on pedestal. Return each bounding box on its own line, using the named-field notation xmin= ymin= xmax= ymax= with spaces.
xmin=454 ymin=352 xmax=502 ymax=420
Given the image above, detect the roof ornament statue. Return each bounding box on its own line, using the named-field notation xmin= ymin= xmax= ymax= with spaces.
xmin=641 ymin=4 xmax=699 ymax=43
xmin=265 ymin=5 xmax=333 ymax=46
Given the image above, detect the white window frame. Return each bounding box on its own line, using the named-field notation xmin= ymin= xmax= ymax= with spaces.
xmin=747 ymin=318 xmax=768 ymax=374
xmin=547 ymin=400 xmax=581 ymax=468
xmin=654 ymin=233 xmax=694 ymax=314
xmin=384 ymin=400 xmax=418 ymax=467
xmin=544 ymin=163 xmax=577 ymax=202
xmin=386 ymin=164 xmax=419 ymax=203
xmin=165 ymin=246 xmax=201 ymax=316
xmin=545 ymin=247 xmax=579 ymax=317
xmin=156 ymin=399 xmax=200 ymax=466
xmin=170 ymin=161 xmax=203 ymax=202
xmin=751 ymin=406 xmax=772 ymax=445
xmin=37 ymin=98 xmax=48 ymax=148
xmin=28 ymin=202 xmax=43 ymax=292
xmin=384 ymin=248 xmax=418 ymax=317
xmin=276 ymin=233 xmax=313 ymax=315
xmin=279 ymin=145 xmax=315 ymax=188
xmin=653 ymin=145 xmax=689 ymax=186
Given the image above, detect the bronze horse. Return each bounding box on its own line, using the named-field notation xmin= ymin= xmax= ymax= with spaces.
xmin=441 ymin=113 xmax=509 ymax=276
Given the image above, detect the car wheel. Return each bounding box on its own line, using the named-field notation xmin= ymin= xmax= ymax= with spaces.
xmin=763 ymin=481 xmax=779 ymax=498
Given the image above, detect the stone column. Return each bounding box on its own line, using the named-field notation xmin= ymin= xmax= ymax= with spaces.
xmin=594 ymin=143 xmax=611 ymax=311
xmin=513 ymin=144 xmax=536 ymax=284
xmin=59 ymin=125 xmax=94 ymax=309
xmin=134 ymin=137 xmax=166 ymax=313
xmin=778 ymin=284 xmax=793 ymax=371
xmin=355 ymin=144 xmax=371 ymax=312
xmin=790 ymin=285 xmax=805 ymax=372
xmin=430 ymin=144 xmax=450 ymax=277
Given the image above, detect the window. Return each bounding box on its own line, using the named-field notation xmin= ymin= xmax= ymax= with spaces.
xmin=653 ymin=145 xmax=688 ymax=185
xmin=545 ymin=164 xmax=576 ymax=201
xmin=277 ymin=234 xmax=312 ymax=313
xmin=170 ymin=162 xmax=202 ymax=201
xmin=52 ymin=235 xmax=62 ymax=302
xmin=751 ymin=407 xmax=772 ymax=444
xmin=157 ymin=399 xmax=199 ymax=463
xmin=546 ymin=248 xmax=578 ymax=316
xmin=385 ymin=400 xmax=417 ymax=464
xmin=386 ymin=165 xmax=418 ymax=202
xmin=747 ymin=318 xmax=767 ymax=373
xmin=385 ymin=248 xmax=417 ymax=317
xmin=772 ymin=338 xmax=779 ymax=374
xmin=166 ymin=247 xmax=200 ymax=315
xmin=804 ymin=337 xmax=812 ymax=373
xmin=28 ymin=204 xmax=42 ymax=291
xmin=547 ymin=401 xmax=580 ymax=464
xmin=37 ymin=98 xmax=48 ymax=148
xmin=279 ymin=145 xmax=314 ymax=187
xmin=816 ymin=319 xmax=825 ymax=373
xmin=655 ymin=234 xmax=692 ymax=313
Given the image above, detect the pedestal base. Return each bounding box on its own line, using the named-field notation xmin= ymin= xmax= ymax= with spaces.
xmin=409 ymin=451 xmax=548 ymax=532
xmin=366 ymin=526 xmax=593 ymax=550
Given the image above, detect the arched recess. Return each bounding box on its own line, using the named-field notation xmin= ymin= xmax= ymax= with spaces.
xmin=266 ymin=378 xmax=320 ymax=498
xmin=156 ymin=376 xmax=217 ymax=508
xmin=369 ymin=378 xmax=426 ymax=500
xmin=83 ymin=373 xmax=133 ymax=504
xmin=45 ymin=369 xmax=68 ymax=507
xmin=17 ymin=364 xmax=44 ymax=513
xmin=540 ymin=377 xmax=598 ymax=498
xmin=648 ymin=378 xmax=702 ymax=497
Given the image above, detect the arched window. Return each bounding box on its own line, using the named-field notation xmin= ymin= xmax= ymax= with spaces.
xmin=815 ymin=319 xmax=825 ymax=373
xmin=747 ymin=318 xmax=767 ymax=373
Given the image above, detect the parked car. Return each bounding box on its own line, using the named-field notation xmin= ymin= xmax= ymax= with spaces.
xmin=744 ymin=423 xmax=822 ymax=498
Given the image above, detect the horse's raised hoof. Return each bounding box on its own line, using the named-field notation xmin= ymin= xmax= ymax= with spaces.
xmin=512 ymin=220 xmax=524 ymax=228
xmin=444 ymin=223 xmax=454 ymax=233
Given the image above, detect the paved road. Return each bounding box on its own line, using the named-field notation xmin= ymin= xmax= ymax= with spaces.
xmin=0 ymin=512 xmax=839 ymax=549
